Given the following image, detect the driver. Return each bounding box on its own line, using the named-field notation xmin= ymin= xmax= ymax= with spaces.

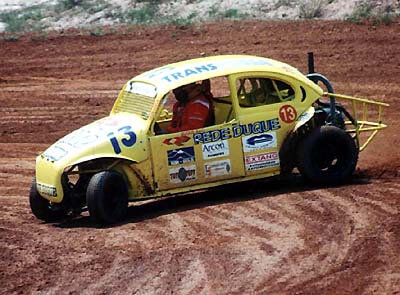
xmin=166 ymin=80 xmax=214 ymax=133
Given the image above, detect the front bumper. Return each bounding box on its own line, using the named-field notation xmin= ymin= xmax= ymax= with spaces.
xmin=35 ymin=155 xmax=64 ymax=203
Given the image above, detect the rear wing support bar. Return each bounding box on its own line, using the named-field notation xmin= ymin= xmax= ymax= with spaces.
xmin=322 ymin=92 xmax=389 ymax=152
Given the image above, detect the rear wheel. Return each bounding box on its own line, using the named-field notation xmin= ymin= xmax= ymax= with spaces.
xmin=29 ymin=178 xmax=67 ymax=222
xmin=297 ymin=126 xmax=358 ymax=185
xmin=86 ymin=171 xmax=128 ymax=224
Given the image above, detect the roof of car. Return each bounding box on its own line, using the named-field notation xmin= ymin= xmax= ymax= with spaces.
xmin=130 ymin=55 xmax=318 ymax=95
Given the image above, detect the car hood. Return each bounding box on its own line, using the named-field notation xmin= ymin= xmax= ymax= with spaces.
xmin=40 ymin=113 xmax=149 ymax=167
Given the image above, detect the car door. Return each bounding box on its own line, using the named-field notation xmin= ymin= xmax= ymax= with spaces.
xmin=229 ymin=73 xmax=303 ymax=176
xmin=149 ymin=81 xmax=246 ymax=192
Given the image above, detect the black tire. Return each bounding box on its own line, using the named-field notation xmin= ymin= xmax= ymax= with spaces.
xmin=86 ymin=171 xmax=128 ymax=224
xmin=297 ymin=126 xmax=358 ymax=185
xmin=29 ymin=178 xmax=67 ymax=222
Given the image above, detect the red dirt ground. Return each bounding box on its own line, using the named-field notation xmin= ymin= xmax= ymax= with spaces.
xmin=0 ymin=20 xmax=400 ymax=294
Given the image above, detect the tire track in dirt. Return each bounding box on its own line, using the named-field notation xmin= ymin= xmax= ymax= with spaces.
xmin=71 ymin=181 xmax=399 ymax=294
xmin=284 ymin=182 xmax=400 ymax=294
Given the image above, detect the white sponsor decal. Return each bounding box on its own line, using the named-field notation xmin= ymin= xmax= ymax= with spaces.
xmin=245 ymin=152 xmax=280 ymax=171
xmin=242 ymin=131 xmax=277 ymax=152
xmin=42 ymin=116 xmax=134 ymax=162
xmin=126 ymin=81 xmax=157 ymax=98
xmin=202 ymin=140 xmax=230 ymax=160
xmin=204 ymin=159 xmax=231 ymax=178
xmin=37 ymin=183 xmax=57 ymax=197
xmin=169 ymin=165 xmax=196 ymax=183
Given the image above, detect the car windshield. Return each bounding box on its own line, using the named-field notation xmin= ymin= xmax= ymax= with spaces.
xmin=112 ymin=81 xmax=158 ymax=120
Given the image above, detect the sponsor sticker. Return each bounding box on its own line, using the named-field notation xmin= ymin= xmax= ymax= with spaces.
xmin=163 ymin=135 xmax=191 ymax=146
xmin=204 ymin=159 xmax=231 ymax=178
xmin=37 ymin=183 xmax=57 ymax=197
xmin=279 ymin=105 xmax=297 ymax=124
xmin=43 ymin=145 xmax=68 ymax=162
xmin=202 ymin=140 xmax=229 ymax=160
xmin=167 ymin=147 xmax=195 ymax=166
xmin=126 ymin=81 xmax=157 ymax=98
xmin=169 ymin=165 xmax=196 ymax=183
xmin=193 ymin=118 xmax=281 ymax=145
xmin=43 ymin=127 xmax=99 ymax=161
xmin=245 ymin=152 xmax=280 ymax=171
xmin=242 ymin=132 xmax=277 ymax=152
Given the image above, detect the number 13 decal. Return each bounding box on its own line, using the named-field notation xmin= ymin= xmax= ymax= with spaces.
xmin=279 ymin=105 xmax=297 ymax=124
xmin=108 ymin=126 xmax=137 ymax=154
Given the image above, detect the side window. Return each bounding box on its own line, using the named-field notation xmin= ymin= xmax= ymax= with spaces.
xmin=153 ymin=76 xmax=234 ymax=135
xmin=157 ymin=76 xmax=231 ymax=117
xmin=210 ymin=76 xmax=235 ymax=124
xmin=236 ymin=77 xmax=295 ymax=107
xmin=210 ymin=76 xmax=230 ymax=98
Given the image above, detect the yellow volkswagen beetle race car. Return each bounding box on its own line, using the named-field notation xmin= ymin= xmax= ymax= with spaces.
xmin=30 ymin=54 xmax=388 ymax=223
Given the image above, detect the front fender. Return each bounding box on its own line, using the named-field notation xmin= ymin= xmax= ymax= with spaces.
xmin=36 ymin=153 xmax=146 ymax=203
xmin=35 ymin=113 xmax=150 ymax=203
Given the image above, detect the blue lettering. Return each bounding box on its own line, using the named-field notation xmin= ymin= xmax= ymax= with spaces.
xmin=119 ymin=126 xmax=136 ymax=147
xmin=210 ymin=130 xmax=221 ymax=141
xmin=171 ymin=72 xmax=185 ymax=80
xmin=162 ymin=76 xmax=172 ymax=83
xmin=270 ymin=118 xmax=281 ymax=130
xmin=221 ymin=127 xmax=231 ymax=140
xmin=241 ymin=124 xmax=252 ymax=136
xmin=260 ymin=121 xmax=267 ymax=132
xmin=195 ymin=65 xmax=210 ymax=73
xmin=108 ymin=132 xmax=121 ymax=154
xmin=265 ymin=120 xmax=272 ymax=132
xmin=184 ymin=69 xmax=198 ymax=76
xmin=194 ymin=119 xmax=280 ymax=145
xmin=207 ymin=63 xmax=218 ymax=70
xmin=232 ymin=125 xmax=242 ymax=137
xmin=252 ymin=122 xmax=262 ymax=134
xmin=194 ymin=133 xmax=203 ymax=144
xmin=202 ymin=132 xmax=212 ymax=143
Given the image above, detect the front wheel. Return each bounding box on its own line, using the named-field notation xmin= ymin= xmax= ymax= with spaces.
xmin=297 ymin=126 xmax=358 ymax=185
xmin=29 ymin=178 xmax=67 ymax=222
xmin=86 ymin=171 xmax=128 ymax=224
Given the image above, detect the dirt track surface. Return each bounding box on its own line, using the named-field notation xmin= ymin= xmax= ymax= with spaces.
xmin=1 ymin=20 xmax=400 ymax=294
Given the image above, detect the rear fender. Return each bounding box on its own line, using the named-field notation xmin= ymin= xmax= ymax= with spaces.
xmin=293 ymin=107 xmax=315 ymax=132
xmin=279 ymin=107 xmax=315 ymax=173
